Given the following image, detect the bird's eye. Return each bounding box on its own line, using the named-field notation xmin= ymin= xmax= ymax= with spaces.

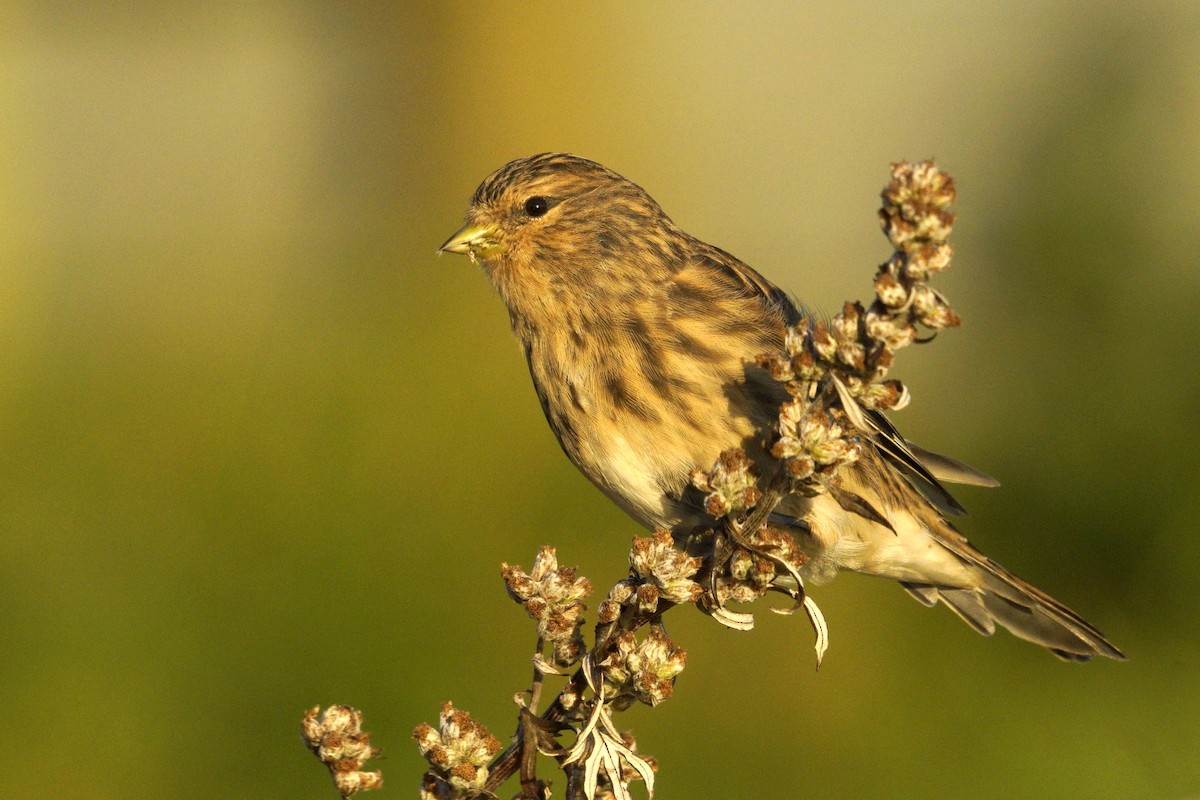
xmin=524 ymin=196 xmax=550 ymax=217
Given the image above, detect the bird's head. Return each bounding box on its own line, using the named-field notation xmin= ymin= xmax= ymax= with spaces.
xmin=439 ymin=153 xmax=684 ymax=298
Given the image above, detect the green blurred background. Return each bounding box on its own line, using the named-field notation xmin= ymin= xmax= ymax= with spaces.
xmin=2 ymin=2 xmax=1197 ymax=797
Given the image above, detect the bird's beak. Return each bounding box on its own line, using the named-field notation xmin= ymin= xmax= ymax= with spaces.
xmin=438 ymin=222 xmax=499 ymax=262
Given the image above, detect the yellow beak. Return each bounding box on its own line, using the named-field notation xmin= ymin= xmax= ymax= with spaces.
xmin=438 ymin=222 xmax=499 ymax=259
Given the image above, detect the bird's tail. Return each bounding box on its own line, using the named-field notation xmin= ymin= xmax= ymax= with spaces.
xmin=797 ymin=444 xmax=1125 ymax=661
xmin=900 ymin=554 xmax=1126 ymax=662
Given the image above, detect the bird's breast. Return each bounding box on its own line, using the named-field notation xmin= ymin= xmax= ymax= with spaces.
xmin=520 ymin=316 xmax=771 ymax=530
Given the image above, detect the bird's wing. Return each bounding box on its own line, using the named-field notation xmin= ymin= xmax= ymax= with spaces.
xmin=691 ymin=244 xmax=805 ymax=324
xmin=905 ymin=440 xmax=1000 ymax=488
xmin=683 ymin=241 xmax=995 ymax=517
xmin=864 ymin=409 xmax=979 ymax=517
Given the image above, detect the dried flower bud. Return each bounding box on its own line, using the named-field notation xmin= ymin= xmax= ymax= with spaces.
xmin=771 ymin=435 xmax=803 ymax=460
xmin=883 ymin=216 xmax=919 ymax=249
xmin=335 ymin=771 xmax=383 ymax=796
xmin=704 ymin=491 xmax=730 ymax=517
xmin=811 ymin=436 xmax=860 ymax=467
xmin=785 ymin=455 xmax=816 ymax=480
xmin=791 ymin=346 xmax=821 ymax=381
xmin=838 ymin=343 xmax=867 ymax=373
xmin=905 ymin=242 xmax=952 ymax=280
xmin=865 ymin=310 xmax=917 ymax=350
xmin=629 ymin=530 xmax=703 ymax=606
xmin=917 ymin=209 xmax=955 ymax=243
xmin=600 ymin=628 xmax=688 ymax=709
xmin=809 ymin=320 xmax=836 ymax=362
xmin=833 ymin=301 xmax=862 ymax=339
xmin=691 ymin=450 xmax=762 ymax=519
xmin=715 ymin=575 xmax=767 ymax=605
xmin=597 ymin=598 xmax=622 ymax=624
xmin=881 ymin=160 xmax=956 ymax=250
xmin=608 ymin=580 xmax=635 ymax=605
xmin=553 ymin=634 xmax=586 ymax=667
xmin=303 ymin=706 xmax=382 ymax=799
xmin=413 ymin=703 xmax=501 ymax=795
xmin=775 ymin=399 xmax=864 ymax=492
xmin=858 ymin=379 xmax=911 ymax=411
xmin=635 ymin=583 xmax=660 ymax=614
xmin=910 ymin=285 xmax=961 ymax=329
xmin=502 ymin=547 xmax=592 ymax=667
xmin=752 ymin=526 xmax=808 ymax=572
xmin=784 ymin=320 xmax=809 ymax=356
xmin=874 ymin=269 xmax=909 ymax=308
xmin=755 ymin=350 xmax=795 ymax=381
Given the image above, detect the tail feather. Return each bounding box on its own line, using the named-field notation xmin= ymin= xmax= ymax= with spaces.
xmin=900 ymin=560 xmax=1126 ymax=662
xmin=933 ymin=587 xmax=997 ymax=637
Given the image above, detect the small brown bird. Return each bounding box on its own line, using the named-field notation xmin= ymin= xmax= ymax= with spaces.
xmin=440 ymin=153 xmax=1124 ymax=662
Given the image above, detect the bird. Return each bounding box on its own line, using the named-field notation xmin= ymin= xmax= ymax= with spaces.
xmin=439 ymin=152 xmax=1125 ymax=662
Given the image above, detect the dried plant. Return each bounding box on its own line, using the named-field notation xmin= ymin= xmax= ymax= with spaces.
xmin=415 ymin=703 xmax=504 ymax=799
xmin=302 ymin=705 xmax=383 ymax=798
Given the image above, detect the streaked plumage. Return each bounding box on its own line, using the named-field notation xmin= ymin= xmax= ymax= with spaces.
xmin=441 ymin=153 xmax=1124 ymax=662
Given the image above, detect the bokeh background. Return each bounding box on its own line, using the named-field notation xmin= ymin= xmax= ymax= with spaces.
xmin=3 ymin=2 xmax=1198 ymax=798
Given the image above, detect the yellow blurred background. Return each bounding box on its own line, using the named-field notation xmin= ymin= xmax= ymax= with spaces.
xmin=2 ymin=2 xmax=1197 ymax=797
